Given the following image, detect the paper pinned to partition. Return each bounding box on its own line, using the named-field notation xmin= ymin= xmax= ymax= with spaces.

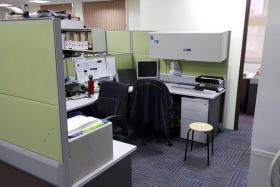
xmin=96 ymin=58 xmax=108 ymax=78
xmin=105 ymin=56 xmax=116 ymax=80
xmin=74 ymin=57 xmax=88 ymax=83
xmin=73 ymin=56 xmax=111 ymax=83
xmin=87 ymin=57 xmax=108 ymax=79
xmin=87 ymin=58 xmax=98 ymax=79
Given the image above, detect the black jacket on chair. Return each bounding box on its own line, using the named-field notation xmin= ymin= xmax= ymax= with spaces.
xmin=130 ymin=79 xmax=173 ymax=138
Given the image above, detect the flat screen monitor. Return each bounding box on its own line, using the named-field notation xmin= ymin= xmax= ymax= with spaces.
xmin=137 ymin=60 xmax=159 ymax=79
xmin=117 ymin=69 xmax=137 ymax=84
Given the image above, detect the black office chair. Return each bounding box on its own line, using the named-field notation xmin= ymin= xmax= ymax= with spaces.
xmin=130 ymin=79 xmax=173 ymax=146
xmin=91 ymin=81 xmax=129 ymax=138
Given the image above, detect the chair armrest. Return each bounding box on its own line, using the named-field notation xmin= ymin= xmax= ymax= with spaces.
xmin=105 ymin=114 xmax=122 ymax=121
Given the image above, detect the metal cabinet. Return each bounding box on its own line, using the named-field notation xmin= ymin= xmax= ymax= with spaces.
xmin=149 ymin=31 xmax=230 ymax=62
xmin=180 ymin=95 xmax=223 ymax=143
xmin=180 ymin=97 xmax=209 ymax=143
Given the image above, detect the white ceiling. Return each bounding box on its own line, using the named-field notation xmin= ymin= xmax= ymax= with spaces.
xmin=0 ymin=0 xmax=111 ymax=6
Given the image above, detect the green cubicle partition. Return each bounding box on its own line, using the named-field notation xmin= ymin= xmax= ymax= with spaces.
xmin=66 ymin=31 xmax=227 ymax=79
xmin=0 ymin=19 xmax=70 ymax=187
xmin=114 ymin=53 xmax=133 ymax=69
xmin=64 ymin=58 xmax=76 ymax=78
xmin=132 ymin=31 xmax=156 ymax=68
xmin=106 ymin=31 xmax=131 ymax=54
xmin=106 ymin=31 xmax=134 ymax=70
xmin=160 ymin=60 xmax=227 ymax=77
xmin=0 ymin=19 xmax=63 ymax=162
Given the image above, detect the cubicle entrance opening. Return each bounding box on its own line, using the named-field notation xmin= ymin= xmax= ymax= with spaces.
xmin=235 ymin=0 xmax=267 ymax=129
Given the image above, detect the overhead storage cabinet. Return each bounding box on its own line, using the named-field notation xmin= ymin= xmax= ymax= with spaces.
xmin=149 ymin=31 xmax=230 ymax=62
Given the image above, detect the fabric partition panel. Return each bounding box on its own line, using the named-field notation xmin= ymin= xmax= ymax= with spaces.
xmin=63 ymin=58 xmax=76 ymax=79
xmin=0 ymin=20 xmax=63 ymax=162
xmin=114 ymin=53 xmax=133 ymax=69
xmin=161 ymin=60 xmax=227 ymax=77
xmin=106 ymin=31 xmax=131 ymax=54
xmin=133 ymin=31 xmax=149 ymax=54
xmin=132 ymin=31 xmax=156 ymax=68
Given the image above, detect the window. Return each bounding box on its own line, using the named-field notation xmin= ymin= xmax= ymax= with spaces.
xmin=245 ymin=0 xmax=269 ymax=63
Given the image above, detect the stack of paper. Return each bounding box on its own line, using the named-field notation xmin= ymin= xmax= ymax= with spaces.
xmin=67 ymin=115 xmax=101 ymax=136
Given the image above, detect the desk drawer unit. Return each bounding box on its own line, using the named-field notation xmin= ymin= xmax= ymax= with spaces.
xmin=180 ymin=97 xmax=209 ymax=143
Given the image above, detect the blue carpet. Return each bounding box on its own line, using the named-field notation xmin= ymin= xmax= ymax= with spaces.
xmin=131 ymin=114 xmax=253 ymax=187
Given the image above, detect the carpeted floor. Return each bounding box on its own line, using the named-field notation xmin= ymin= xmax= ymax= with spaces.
xmin=130 ymin=114 xmax=253 ymax=187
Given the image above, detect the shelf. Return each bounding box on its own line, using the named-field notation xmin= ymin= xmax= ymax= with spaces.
xmin=62 ymin=28 xmax=92 ymax=32
xmin=63 ymin=49 xmax=95 ymax=53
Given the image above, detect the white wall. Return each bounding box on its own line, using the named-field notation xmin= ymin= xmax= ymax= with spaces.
xmin=133 ymin=0 xmax=247 ymax=129
xmin=248 ymin=0 xmax=280 ymax=186
xmin=244 ymin=62 xmax=260 ymax=73
xmin=126 ymin=0 xmax=141 ymax=30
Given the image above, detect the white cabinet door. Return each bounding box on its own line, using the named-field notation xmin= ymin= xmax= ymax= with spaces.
xmin=181 ymin=97 xmax=209 ymax=121
xmin=149 ymin=31 xmax=230 ymax=62
xmin=180 ymin=97 xmax=209 ymax=143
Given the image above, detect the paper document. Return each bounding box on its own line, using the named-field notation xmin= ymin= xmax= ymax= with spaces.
xmin=67 ymin=115 xmax=98 ymax=135
xmin=96 ymin=58 xmax=108 ymax=78
xmin=106 ymin=56 xmax=117 ymax=80
xmin=87 ymin=58 xmax=98 ymax=79
xmin=170 ymin=61 xmax=182 ymax=76
xmin=86 ymin=57 xmax=109 ymax=79
xmin=74 ymin=57 xmax=88 ymax=83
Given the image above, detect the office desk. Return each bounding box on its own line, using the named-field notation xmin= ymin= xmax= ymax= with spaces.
xmin=66 ymin=86 xmax=134 ymax=112
xmin=169 ymin=83 xmax=225 ymax=143
xmin=164 ymin=82 xmax=225 ymax=99
xmin=73 ymin=140 xmax=136 ymax=187
xmin=66 ymin=83 xmax=224 ymax=113
xmin=66 ymin=94 xmax=99 ymax=112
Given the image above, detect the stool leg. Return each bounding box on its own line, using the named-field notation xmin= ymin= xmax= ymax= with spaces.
xmin=184 ymin=129 xmax=192 ymax=161
xmin=207 ymin=133 xmax=209 ymax=166
xmin=191 ymin=130 xmax=194 ymax=151
xmin=212 ymin=130 xmax=214 ymax=156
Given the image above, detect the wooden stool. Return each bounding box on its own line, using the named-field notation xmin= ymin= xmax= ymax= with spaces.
xmin=184 ymin=122 xmax=214 ymax=166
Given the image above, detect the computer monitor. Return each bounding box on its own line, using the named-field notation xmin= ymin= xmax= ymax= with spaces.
xmin=137 ymin=60 xmax=159 ymax=79
xmin=117 ymin=69 xmax=137 ymax=84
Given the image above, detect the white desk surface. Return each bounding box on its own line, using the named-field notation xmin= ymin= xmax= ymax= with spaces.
xmin=165 ymin=82 xmax=225 ymax=99
xmin=66 ymin=87 xmax=133 ymax=112
xmin=72 ymin=140 xmax=137 ymax=187
xmin=66 ymin=93 xmax=99 ymax=112
xmin=66 ymin=82 xmax=224 ymax=112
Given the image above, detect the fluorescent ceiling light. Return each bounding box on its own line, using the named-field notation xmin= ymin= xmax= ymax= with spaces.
xmin=29 ymin=0 xmax=51 ymax=3
xmin=0 ymin=4 xmax=12 ymax=7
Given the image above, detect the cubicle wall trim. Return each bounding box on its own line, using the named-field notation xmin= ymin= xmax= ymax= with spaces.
xmin=0 ymin=140 xmax=63 ymax=186
xmin=251 ymin=148 xmax=275 ymax=160
xmin=223 ymin=31 xmax=231 ymax=89
xmin=130 ymin=31 xmax=133 ymax=54
xmin=53 ymin=18 xmax=72 ymax=187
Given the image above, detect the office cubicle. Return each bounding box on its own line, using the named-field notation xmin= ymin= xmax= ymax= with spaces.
xmin=0 ymin=18 xmax=113 ymax=187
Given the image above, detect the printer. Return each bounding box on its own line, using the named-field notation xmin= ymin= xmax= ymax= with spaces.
xmin=195 ymin=75 xmax=224 ymax=92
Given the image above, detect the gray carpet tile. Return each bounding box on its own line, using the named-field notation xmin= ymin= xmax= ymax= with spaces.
xmin=131 ymin=114 xmax=253 ymax=187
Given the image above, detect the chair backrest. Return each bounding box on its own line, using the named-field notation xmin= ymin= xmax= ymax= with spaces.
xmin=98 ymin=81 xmax=129 ymax=130
xmin=130 ymin=79 xmax=172 ymax=135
